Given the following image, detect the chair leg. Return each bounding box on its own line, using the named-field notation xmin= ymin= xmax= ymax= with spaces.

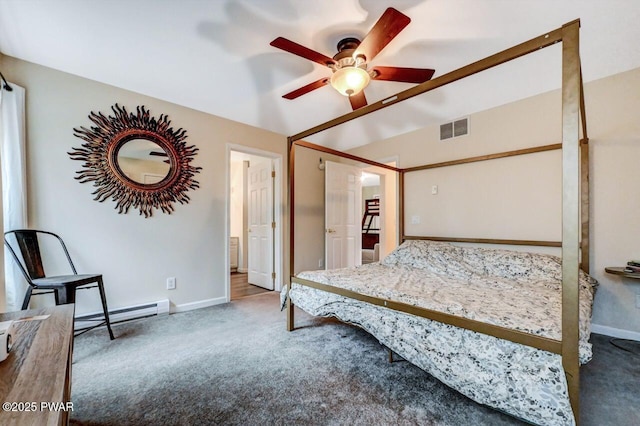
xmin=55 ymin=286 xmax=77 ymax=305
xmin=97 ymin=277 xmax=115 ymax=340
xmin=21 ymin=287 xmax=33 ymax=310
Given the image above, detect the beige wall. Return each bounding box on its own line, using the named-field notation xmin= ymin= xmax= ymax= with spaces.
xmin=1 ymin=55 xmax=287 ymax=314
xmin=402 ymin=150 xmax=561 ymax=242
xmin=351 ymin=67 xmax=640 ymax=336
xmin=292 ymin=146 xmax=330 ymax=274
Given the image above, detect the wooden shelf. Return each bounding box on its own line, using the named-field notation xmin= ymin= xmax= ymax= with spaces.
xmin=605 ymin=267 xmax=640 ymax=280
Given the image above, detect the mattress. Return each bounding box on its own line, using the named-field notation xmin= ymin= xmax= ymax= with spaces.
xmin=285 ymin=240 xmax=598 ymax=426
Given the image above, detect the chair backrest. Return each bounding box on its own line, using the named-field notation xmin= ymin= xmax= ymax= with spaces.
xmin=4 ymin=230 xmax=77 ymax=284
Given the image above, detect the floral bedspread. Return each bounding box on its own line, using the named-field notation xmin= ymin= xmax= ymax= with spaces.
xmin=285 ymin=240 xmax=598 ymax=426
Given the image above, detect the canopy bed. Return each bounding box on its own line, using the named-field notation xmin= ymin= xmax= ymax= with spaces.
xmin=285 ymin=20 xmax=590 ymax=425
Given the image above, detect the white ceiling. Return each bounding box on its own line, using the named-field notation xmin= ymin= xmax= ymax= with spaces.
xmin=1 ymin=0 xmax=638 ymax=150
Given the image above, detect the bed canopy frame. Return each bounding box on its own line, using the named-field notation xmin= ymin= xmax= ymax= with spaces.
xmin=287 ymin=19 xmax=587 ymax=422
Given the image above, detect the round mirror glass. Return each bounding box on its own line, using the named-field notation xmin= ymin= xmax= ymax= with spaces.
xmin=117 ymin=139 xmax=171 ymax=185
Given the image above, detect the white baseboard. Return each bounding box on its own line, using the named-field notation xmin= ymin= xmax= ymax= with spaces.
xmin=76 ymin=299 xmax=170 ymax=330
xmin=591 ymin=323 xmax=640 ymax=341
xmin=75 ymin=297 xmax=227 ymax=329
xmin=171 ymin=297 xmax=227 ymax=313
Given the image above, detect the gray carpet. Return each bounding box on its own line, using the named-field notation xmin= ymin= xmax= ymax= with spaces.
xmin=70 ymin=293 xmax=640 ymax=426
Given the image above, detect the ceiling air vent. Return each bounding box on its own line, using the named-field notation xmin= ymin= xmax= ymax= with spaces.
xmin=440 ymin=118 xmax=469 ymax=141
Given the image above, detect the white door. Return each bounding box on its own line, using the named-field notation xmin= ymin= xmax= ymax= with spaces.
xmin=248 ymin=160 xmax=274 ymax=289
xmin=325 ymin=161 xmax=362 ymax=269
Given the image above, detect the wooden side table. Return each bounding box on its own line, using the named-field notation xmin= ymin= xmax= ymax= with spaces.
xmin=0 ymin=304 xmax=75 ymax=426
xmin=605 ymin=267 xmax=640 ymax=280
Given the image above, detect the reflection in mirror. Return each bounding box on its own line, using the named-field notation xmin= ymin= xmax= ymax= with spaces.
xmin=117 ymin=139 xmax=171 ymax=185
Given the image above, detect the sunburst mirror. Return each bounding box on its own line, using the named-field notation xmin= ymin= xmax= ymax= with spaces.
xmin=69 ymin=104 xmax=201 ymax=217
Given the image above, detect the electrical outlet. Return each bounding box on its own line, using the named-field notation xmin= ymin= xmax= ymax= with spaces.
xmin=636 ymin=294 xmax=640 ymax=309
xmin=431 ymin=185 xmax=438 ymax=195
xmin=411 ymin=215 xmax=420 ymax=225
xmin=318 ymin=259 xmax=324 ymax=268
xmin=167 ymin=277 xmax=176 ymax=290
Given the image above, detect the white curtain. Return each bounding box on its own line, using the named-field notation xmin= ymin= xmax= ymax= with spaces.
xmin=0 ymin=83 xmax=28 ymax=312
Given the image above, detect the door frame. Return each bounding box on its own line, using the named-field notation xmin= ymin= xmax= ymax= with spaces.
xmin=372 ymin=156 xmax=399 ymax=259
xmin=225 ymin=143 xmax=283 ymax=301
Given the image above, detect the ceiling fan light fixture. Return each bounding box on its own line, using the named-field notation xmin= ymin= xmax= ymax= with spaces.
xmin=330 ymin=66 xmax=370 ymax=97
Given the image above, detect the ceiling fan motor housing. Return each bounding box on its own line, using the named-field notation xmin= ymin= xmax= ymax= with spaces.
xmin=333 ymin=37 xmax=365 ymax=63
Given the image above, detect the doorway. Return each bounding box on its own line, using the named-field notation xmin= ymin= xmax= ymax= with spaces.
xmin=227 ymin=146 xmax=283 ymax=301
xmin=360 ymin=157 xmax=398 ymax=261
xmin=361 ymin=171 xmax=381 ymax=264
xmin=321 ymin=159 xmax=396 ymax=270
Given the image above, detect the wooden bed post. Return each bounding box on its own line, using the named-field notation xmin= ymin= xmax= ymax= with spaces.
xmin=581 ymin=138 xmax=590 ymax=274
xmin=287 ymin=137 xmax=295 ymax=331
xmin=580 ymin=66 xmax=590 ymax=275
xmin=561 ymin=19 xmax=581 ymax=423
xmin=399 ymin=170 xmax=405 ymax=243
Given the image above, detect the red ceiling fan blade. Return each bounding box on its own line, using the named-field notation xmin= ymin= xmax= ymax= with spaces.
xmin=270 ymin=37 xmax=336 ymax=67
xmin=371 ymin=66 xmax=435 ymax=83
xmin=349 ymin=91 xmax=368 ymax=110
xmin=355 ymin=8 xmax=411 ymax=62
xmin=282 ymin=77 xmax=330 ymax=100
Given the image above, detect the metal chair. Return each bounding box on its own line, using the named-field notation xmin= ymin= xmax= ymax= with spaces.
xmin=4 ymin=229 xmax=115 ymax=340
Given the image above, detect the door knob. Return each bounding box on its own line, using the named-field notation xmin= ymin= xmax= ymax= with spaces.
xmin=326 ymin=228 xmax=336 ymax=233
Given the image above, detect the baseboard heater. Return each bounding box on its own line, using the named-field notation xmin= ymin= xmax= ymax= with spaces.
xmin=75 ymin=299 xmax=170 ymax=331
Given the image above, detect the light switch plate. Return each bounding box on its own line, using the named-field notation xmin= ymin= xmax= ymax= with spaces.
xmin=167 ymin=277 xmax=176 ymax=290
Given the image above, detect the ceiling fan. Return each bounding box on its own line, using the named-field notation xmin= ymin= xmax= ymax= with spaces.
xmin=270 ymin=7 xmax=435 ymax=110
